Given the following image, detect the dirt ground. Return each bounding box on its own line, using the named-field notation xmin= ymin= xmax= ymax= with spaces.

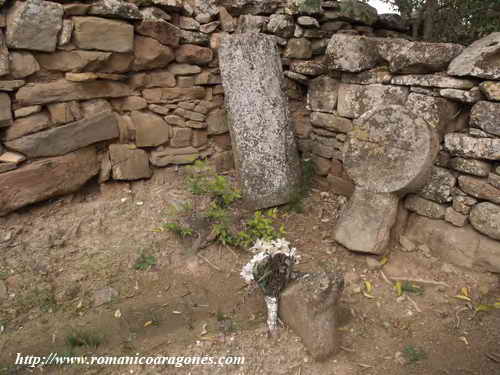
xmin=0 ymin=167 xmax=499 ymax=375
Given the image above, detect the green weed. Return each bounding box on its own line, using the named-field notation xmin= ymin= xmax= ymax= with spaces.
xmin=163 ymin=222 xmax=194 ymax=238
xmin=134 ymin=252 xmax=157 ymax=271
xmin=403 ymin=344 xmax=427 ymax=363
xmin=66 ymin=330 xmax=103 ymax=349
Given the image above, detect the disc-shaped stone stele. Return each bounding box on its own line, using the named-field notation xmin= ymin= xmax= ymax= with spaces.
xmin=343 ymin=105 xmax=439 ymax=194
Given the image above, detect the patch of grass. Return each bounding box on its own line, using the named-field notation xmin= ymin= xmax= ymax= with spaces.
xmin=134 ymin=252 xmax=157 ymax=271
xmin=19 ymin=288 xmax=57 ymax=313
xmin=0 ymin=271 xmax=8 ymax=280
xmin=164 ymin=161 xmax=287 ymax=249
xmin=401 ymin=281 xmax=424 ymax=296
xmin=66 ymin=330 xmax=103 ymax=349
xmin=163 ymin=222 xmax=194 ymax=238
xmin=403 ymin=345 xmax=427 ymax=363
xmin=186 ymin=161 xmax=241 ymax=207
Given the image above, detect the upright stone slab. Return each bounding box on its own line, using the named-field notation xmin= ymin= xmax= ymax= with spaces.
xmin=335 ymin=105 xmax=439 ymax=254
xmin=334 ymin=188 xmax=399 ymax=254
xmin=219 ymin=33 xmax=302 ymax=209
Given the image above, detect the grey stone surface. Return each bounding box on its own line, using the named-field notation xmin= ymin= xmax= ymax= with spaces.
xmin=444 ymin=134 xmax=500 ymax=161
xmin=279 ymin=272 xmax=344 ymax=361
xmin=334 ymin=189 xmax=399 ymax=254
xmin=0 ymin=147 xmax=99 ymax=216
xmin=267 ymin=14 xmax=294 ymax=38
xmin=418 ymin=166 xmax=456 ymax=203
xmin=406 ymin=93 xmax=459 ymax=137
xmin=377 ymin=39 xmax=463 ymax=74
xmin=219 ymin=33 xmax=302 ymax=209
xmin=324 ymin=0 xmax=378 ymax=26
xmin=109 ymin=144 xmax=152 ymax=181
xmin=218 ymin=0 xmax=285 ymax=15
xmin=439 ymin=87 xmax=483 ymax=104
xmin=326 ymin=34 xmax=380 ymax=73
xmin=448 ymin=32 xmax=500 ymax=80
xmin=307 ymin=76 xmax=339 ymax=113
xmin=344 ymin=105 xmax=438 ymax=194
xmin=391 ymin=74 xmax=476 ymax=89
xmin=5 ymin=112 xmax=51 ymax=141
xmin=5 ymin=112 xmax=119 ymax=158
xmin=471 ymin=101 xmax=500 ymax=137
xmin=337 ymin=84 xmax=409 ymax=119
xmin=310 ymin=112 xmax=353 ymax=133
xmin=479 ymin=81 xmax=500 ymax=101
xmin=470 ymin=202 xmax=500 ymax=241
xmin=404 ymin=195 xmax=446 ymax=219
xmin=375 ymin=13 xmax=408 ymax=32
xmin=89 ymin=0 xmax=142 ymax=20
xmin=445 ymin=207 xmax=467 ymax=227
xmin=6 ymin=0 xmax=63 ymax=52
xmin=449 ymin=157 xmax=491 ymax=177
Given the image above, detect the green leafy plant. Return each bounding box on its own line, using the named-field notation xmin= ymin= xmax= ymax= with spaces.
xmin=134 ymin=252 xmax=157 ymax=271
xmin=163 ymin=222 xmax=194 ymax=238
xmin=401 ymin=281 xmax=424 ymax=296
xmin=66 ymin=330 xmax=103 ymax=349
xmin=403 ymin=344 xmax=427 ymax=363
xmin=186 ymin=161 xmax=241 ymax=207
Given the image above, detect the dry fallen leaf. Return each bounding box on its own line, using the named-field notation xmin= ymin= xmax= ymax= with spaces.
xmin=114 ymin=309 xmax=122 ymax=318
xmin=200 ymin=323 xmax=208 ymax=336
xmin=144 ymin=320 xmax=153 ymax=327
xmin=454 ymin=295 xmax=472 ymax=302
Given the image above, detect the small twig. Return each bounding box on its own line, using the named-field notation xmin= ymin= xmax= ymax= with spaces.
xmin=455 ymin=307 xmax=469 ymax=329
xmin=197 ymin=254 xmax=222 ymax=272
xmin=358 ymin=363 xmax=373 ymax=369
xmin=380 ymin=271 xmax=393 ymax=286
xmin=406 ymin=295 xmax=422 ymax=313
xmin=388 ymin=277 xmax=449 ymax=287
xmin=341 ymin=346 xmax=355 ymax=353
xmin=485 ymin=352 xmax=500 ymax=363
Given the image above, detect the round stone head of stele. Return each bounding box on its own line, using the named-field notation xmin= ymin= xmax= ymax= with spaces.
xmin=343 ymin=105 xmax=439 ymax=194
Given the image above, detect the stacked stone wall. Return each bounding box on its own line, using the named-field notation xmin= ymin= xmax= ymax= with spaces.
xmin=0 ymin=0 xmax=498 ymax=272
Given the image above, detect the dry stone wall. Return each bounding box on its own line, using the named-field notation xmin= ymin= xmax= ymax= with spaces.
xmin=0 ymin=0 xmax=409 ymax=216
xmin=0 ymin=0 xmax=498 ymax=272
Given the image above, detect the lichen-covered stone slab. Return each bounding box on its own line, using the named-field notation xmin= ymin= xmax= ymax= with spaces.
xmin=307 ymin=75 xmax=339 ymax=113
xmin=448 ymin=32 xmax=500 ymax=80
xmin=391 ymin=74 xmax=476 ymax=89
xmin=471 ymin=101 xmax=500 ymax=137
xmin=479 ymin=81 xmax=500 ymax=101
xmin=218 ymin=0 xmax=286 ymax=15
xmin=337 ymin=84 xmax=409 ymax=119
xmin=445 ymin=133 xmax=500 ymax=161
xmin=458 ymin=175 xmax=500 ymax=205
xmin=406 ymin=93 xmax=459 ymax=137
xmin=326 ymin=34 xmax=380 ymax=73
xmin=0 ymin=147 xmax=99 ymax=216
xmin=470 ymin=202 xmax=500 ymax=241
xmin=334 ymin=188 xmax=399 ymax=254
xmin=88 ymin=0 xmax=143 ymax=20
xmin=219 ymin=33 xmax=302 ymax=209
xmin=377 ymin=39 xmax=464 ymax=74
xmin=404 ymin=195 xmax=446 ymax=219
xmin=324 ymin=0 xmax=378 ymax=26
xmin=344 ymin=105 xmax=439 ymax=193
xmin=6 ymin=0 xmax=63 ymax=52
xmin=418 ymin=166 xmax=456 ymax=203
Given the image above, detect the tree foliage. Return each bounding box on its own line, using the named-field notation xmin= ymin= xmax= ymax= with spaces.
xmin=378 ymin=0 xmax=500 ymax=44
